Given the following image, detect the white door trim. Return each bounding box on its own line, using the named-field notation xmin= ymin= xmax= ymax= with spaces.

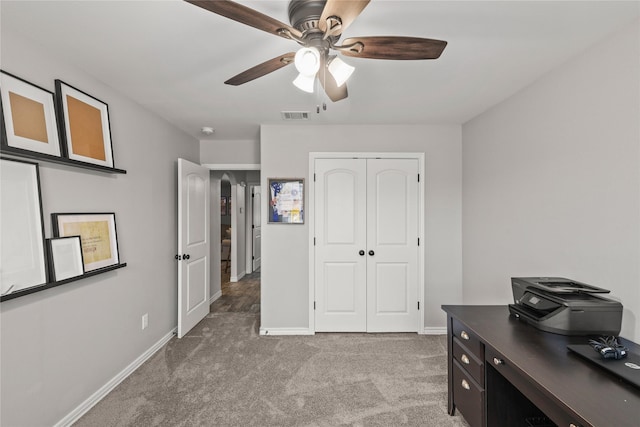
xmin=308 ymin=152 xmax=425 ymax=334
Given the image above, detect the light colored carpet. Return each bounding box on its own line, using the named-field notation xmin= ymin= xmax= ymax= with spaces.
xmin=75 ymin=312 xmax=469 ymax=426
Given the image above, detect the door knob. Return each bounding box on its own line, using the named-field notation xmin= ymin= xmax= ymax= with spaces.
xmin=368 ymin=250 xmax=375 ymax=256
xmin=184 ymin=254 xmax=190 ymax=260
xmin=175 ymin=254 xmax=182 ymax=261
xmin=359 ymin=250 xmax=365 ymax=256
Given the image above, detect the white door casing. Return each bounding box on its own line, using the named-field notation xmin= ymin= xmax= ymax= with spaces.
xmin=252 ymin=186 xmax=262 ymax=270
xmin=177 ymin=158 xmax=210 ymax=338
xmin=313 ymin=156 xmax=420 ymax=333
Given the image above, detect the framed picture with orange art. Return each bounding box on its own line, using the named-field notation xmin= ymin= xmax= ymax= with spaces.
xmin=0 ymin=70 xmax=62 ymax=157
xmin=55 ymin=79 xmax=115 ymax=168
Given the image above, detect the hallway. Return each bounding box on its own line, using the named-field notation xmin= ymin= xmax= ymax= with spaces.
xmin=211 ymin=269 xmax=261 ymax=313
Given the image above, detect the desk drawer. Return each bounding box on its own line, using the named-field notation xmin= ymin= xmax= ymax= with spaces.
xmin=453 ymin=336 xmax=484 ymax=387
xmin=452 ymin=317 xmax=483 ymax=360
xmin=453 ymin=359 xmax=485 ymax=427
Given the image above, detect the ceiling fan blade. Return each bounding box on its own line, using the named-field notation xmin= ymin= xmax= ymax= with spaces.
xmin=319 ymin=0 xmax=370 ymax=35
xmin=318 ymin=61 xmax=348 ymax=102
xmin=185 ymin=0 xmax=302 ymax=39
xmin=225 ymin=53 xmax=295 ymax=86
xmin=340 ymin=36 xmax=447 ymax=60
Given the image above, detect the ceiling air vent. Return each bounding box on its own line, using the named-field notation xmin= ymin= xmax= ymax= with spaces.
xmin=281 ymin=111 xmax=310 ymax=121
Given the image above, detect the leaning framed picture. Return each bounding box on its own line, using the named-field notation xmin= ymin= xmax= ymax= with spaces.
xmin=0 ymin=158 xmax=48 ymax=295
xmin=55 ymin=80 xmax=114 ymax=168
xmin=46 ymin=236 xmax=85 ymax=282
xmin=268 ymin=178 xmax=304 ymax=224
xmin=52 ymin=213 xmax=120 ymax=272
xmin=0 ymin=70 xmax=62 ymax=157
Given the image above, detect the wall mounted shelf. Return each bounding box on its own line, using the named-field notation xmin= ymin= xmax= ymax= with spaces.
xmin=0 ymin=263 xmax=127 ymax=302
xmin=0 ymin=147 xmax=126 ymax=174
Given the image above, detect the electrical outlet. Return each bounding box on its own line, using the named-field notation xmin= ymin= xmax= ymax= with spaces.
xmin=141 ymin=313 xmax=148 ymax=330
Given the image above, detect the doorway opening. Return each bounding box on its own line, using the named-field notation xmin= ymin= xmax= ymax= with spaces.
xmin=209 ymin=169 xmax=261 ymax=313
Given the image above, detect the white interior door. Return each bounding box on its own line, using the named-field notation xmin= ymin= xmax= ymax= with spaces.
xmin=366 ymin=159 xmax=419 ymax=332
xmin=252 ymin=186 xmax=262 ymax=270
xmin=177 ymin=158 xmax=210 ymax=338
xmin=315 ymin=159 xmax=367 ymax=332
xmin=314 ymin=157 xmax=419 ymax=333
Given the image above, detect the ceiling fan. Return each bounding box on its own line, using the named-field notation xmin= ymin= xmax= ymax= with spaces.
xmin=185 ymin=0 xmax=447 ymax=102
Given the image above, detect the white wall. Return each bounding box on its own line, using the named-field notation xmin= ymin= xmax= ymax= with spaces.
xmin=0 ymin=32 xmax=200 ymax=426
xmin=462 ymin=21 xmax=640 ymax=340
xmin=200 ymin=139 xmax=260 ymax=165
xmin=260 ymin=124 xmax=462 ymax=332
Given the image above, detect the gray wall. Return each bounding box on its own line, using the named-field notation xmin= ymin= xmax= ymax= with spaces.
xmin=260 ymin=124 xmax=462 ymax=332
xmin=200 ymin=139 xmax=260 ymax=165
xmin=462 ymin=22 xmax=640 ymax=341
xmin=0 ymin=31 xmax=199 ymax=426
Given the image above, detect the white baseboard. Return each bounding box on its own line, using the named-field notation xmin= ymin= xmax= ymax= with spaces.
xmin=54 ymin=328 xmax=176 ymax=427
xmin=260 ymin=327 xmax=314 ymax=336
xmin=422 ymin=327 xmax=447 ymax=335
xmin=209 ymin=290 xmax=222 ymax=305
xmin=230 ymin=271 xmax=245 ymax=283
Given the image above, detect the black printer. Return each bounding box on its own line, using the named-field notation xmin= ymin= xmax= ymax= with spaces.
xmin=508 ymin=277 xmax=622 ymax=336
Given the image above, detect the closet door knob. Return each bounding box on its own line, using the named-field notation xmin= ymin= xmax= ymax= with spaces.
xmin=359 ymin=250 xmax=365 ymax=256
xmin=184 ymin=254 xmax=190 ymax=260
xmin=368 ymin=250 xmax=375 ymax=256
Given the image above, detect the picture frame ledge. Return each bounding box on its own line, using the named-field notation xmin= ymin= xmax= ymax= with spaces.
xmin=0 ymin=262 xmax=127 ymax=302
xmin=0 ymin=147 xmax=126 ymax=174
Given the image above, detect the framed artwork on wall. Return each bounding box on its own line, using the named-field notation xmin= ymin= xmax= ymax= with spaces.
xmin=46 ymin=236 xmax=84 ymax=282
xmin=0 ymin=70 xmax=62 ymax=157
xmin=52 ymin=213 xmax=120 ymax=272
xmin=55 ymin=80 xmax=115 ymax=168
xmin=268 ymin=178 xmax=304 ymax=224
xmin=0 ymin=158 xmax=48 ymax=296
xmin=220 ymin=196 xmax=228 ymax=216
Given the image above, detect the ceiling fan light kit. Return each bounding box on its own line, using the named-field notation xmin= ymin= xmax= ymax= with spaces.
xmin=185 ymin=0 xmax=447 ymax=102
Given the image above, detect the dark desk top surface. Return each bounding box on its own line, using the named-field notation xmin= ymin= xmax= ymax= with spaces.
xmin=442 ymin=305 xmax=640 ymax=427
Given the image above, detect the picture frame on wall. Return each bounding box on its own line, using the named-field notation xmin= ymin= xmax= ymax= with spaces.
xmin=220 ymin=196 xmax=228 ymax=216
xmin=0 ymin=70 xmax=62 ymax=157
xmin=0 ymin=158 xmax=48 ymax=295
xmin=52 ymin=213 xmax=120 ymax=272
xmin=46 ymin=236 xmax=84 ymax=282
xmin=268 ymin=178 xmax=304 ymax=224
xmin=55 ymin=80 xmax=115 ymax=168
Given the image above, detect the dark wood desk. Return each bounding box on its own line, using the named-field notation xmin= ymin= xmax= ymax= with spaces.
xmin=442 ymin=305 xmax=640 ymax=427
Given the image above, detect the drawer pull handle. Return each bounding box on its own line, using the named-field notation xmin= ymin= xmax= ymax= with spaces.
xmin=493 ymin=357 xmax=504 ymax=366
xmin=461 ymin=354 xmax=470 ymax=365
xmin=569 ymin=424 xmax=580 ymax=427
xmin=461 ymin=379 xmax=470 ymax=390
xmin=460 ymin=331 xmax=470 ymax=340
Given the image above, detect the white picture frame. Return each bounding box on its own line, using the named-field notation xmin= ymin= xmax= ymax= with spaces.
xmin=47 ymin=236 xmax=85 ymax=282
xmin=0 ymin=158 xmax=48 ymax=295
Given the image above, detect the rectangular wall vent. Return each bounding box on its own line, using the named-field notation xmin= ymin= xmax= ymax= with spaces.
xmin=281 ymin=111 xmax=310 ymax=120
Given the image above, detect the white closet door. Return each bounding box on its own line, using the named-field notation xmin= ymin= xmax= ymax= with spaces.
xmin=314 ymin=158 xmax=367 ymax=332
xmin=366 ymin=159 xmax=419 ymax=332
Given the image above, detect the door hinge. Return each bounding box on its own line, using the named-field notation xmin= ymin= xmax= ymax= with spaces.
xmin=314 ymin=301 xmax=316 ymax=310
xmin=314 ymin=237 xmax=316 ymax=246
xmin=252 ymin=256 xmax=255 ymax=260
xmin=417 ymin=237 xmax=420 ymax=246
xmin=252 ymin=224 xmax=255 ymax=229
xmin=418 ymin=301 xmax=420 ymax=310
xmin=313 ymin=173 xmax=316 ymax=182
xmin=418 ymin=174 xmax=420 ymax=182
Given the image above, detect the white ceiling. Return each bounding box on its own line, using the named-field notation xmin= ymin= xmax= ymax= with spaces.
xmin=2 ymin=1 xmax=638 ymax=141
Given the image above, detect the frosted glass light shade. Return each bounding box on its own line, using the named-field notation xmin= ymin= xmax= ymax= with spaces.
xmin=293 ymin=73 xmax=315 ymax=93
xmin=328 ymin=56 xmax=355 ymax=87
xmin=294 ymin=47 xmax=321 ymax=76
